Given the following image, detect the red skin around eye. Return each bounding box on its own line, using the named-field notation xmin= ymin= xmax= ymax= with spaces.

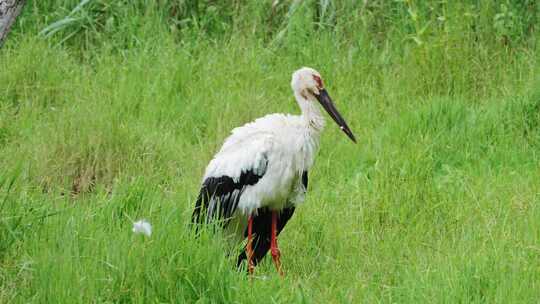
xmin=313 ymin=75 xmax=324 ymax=89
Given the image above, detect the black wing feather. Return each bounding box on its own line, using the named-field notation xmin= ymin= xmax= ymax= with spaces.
xmin=192 ymin=158 xmax=267 ymax=226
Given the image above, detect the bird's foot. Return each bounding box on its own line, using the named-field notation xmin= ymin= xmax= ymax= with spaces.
xmin=271 ymin=244 xmax=284 ymax=276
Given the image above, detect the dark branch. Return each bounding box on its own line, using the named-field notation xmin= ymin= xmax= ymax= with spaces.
xmin=0 ymin=0 xmax=26 ymax=48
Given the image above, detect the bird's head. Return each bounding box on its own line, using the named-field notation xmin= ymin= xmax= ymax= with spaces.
xmin=291 ymin=67 xmax=325 ymax=97
xmin=291 ymin=67 xmax=356 ymax=143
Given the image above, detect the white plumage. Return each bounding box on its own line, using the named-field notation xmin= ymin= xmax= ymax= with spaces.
xmin=204 ymin=113 xmax=318 ymax=213
xmin=192 ymin=67 xmax=355 ymax=275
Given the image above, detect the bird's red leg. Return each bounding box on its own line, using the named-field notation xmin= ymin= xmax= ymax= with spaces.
xmin=271 ymin=211 xmax=284 ymax=276
xmin=246 ymin=215 xmax=255 ymax=275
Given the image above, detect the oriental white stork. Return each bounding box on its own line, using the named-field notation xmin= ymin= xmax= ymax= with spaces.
xmin=192 ymin=67 xmax=356 ymax=275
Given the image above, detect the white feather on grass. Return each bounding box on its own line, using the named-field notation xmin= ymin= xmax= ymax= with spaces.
xmin=132 ymin=219 xmax=152 ymax=237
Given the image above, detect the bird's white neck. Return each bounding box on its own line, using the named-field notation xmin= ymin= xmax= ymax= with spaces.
xmin=295 ymin=91 xmax=325 ymax=133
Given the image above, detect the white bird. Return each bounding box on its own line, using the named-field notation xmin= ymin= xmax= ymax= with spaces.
xmin=192 ymin=67 xmax=356 ymax=275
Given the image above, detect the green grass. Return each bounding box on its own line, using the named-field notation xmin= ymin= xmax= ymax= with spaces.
xmin=1 ymin=1 xmax=539 ymax=303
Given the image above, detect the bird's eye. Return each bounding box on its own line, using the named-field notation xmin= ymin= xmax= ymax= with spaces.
xmin=312 ymin=75 xmax=324 ymax=89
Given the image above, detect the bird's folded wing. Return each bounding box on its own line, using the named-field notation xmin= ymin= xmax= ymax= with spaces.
xmin=192 ymin=135 xmax=274 ymax=225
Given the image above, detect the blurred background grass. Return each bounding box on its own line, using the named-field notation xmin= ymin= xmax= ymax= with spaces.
xmin=0 ymin=1 xmax=539 ymax=303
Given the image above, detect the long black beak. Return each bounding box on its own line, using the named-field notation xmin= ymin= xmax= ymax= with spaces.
xmin=315 ymin=89 xmax=356 ymax=143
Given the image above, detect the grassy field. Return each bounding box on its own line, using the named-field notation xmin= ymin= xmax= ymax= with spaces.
xmin=1 ymin=1 xmax=539 ymax=303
